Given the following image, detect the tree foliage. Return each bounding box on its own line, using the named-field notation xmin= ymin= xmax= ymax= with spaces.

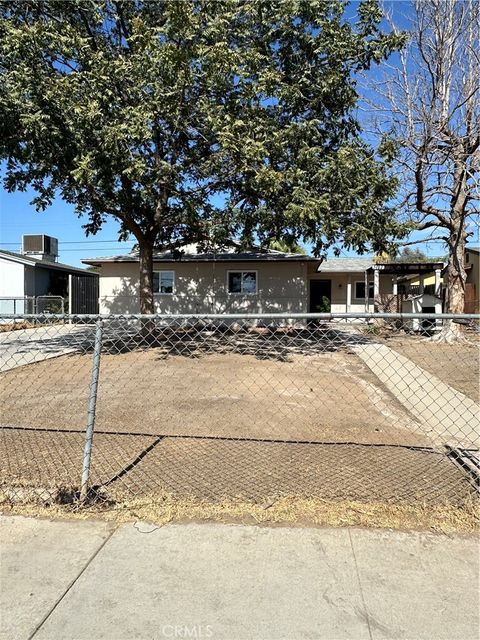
xmin=393 ymin=247 xmax=429 ymax=263
xmin=267 ymin=238 xmax=306 ymax=255
xmin=0 ymin=0 xmax=405 ymax=311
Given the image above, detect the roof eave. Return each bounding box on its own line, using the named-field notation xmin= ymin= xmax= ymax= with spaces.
xmin=82 ymin=255 xmax=319 ymax=265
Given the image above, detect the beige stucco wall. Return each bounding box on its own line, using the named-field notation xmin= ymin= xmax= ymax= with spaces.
xmin=98 ymin=260 xmax=309 ymax=315
xmin=97 ymin=259 xmax=400 ymax=315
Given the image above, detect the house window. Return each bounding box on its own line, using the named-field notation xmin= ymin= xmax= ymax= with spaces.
xmin=227 ymin=271 xmax=257 ymax=294
xmin=153 ymin=270 xmax=175 ymax=294
xmin=355 ymin=281 xmax=374 ymax=299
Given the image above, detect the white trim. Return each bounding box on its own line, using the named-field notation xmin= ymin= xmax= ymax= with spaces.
xmin=153 ymin=270 xmax=175 ymax=295
xmin=346 ymin=276 xmax=352 ymax=312
xmin=0 ymin=251 xmax=34 ymax=266
xmin=226 ymin=270 xmax=258 ymax=295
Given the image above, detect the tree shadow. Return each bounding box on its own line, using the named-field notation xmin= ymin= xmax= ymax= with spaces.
xmin=100 ymin=321 xmax=372 ymax=362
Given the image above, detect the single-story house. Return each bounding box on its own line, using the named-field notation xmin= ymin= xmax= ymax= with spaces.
xmin=0 ymin=235 xmax=98 ymax=314
xmin=83 ymin=244 xmax=445 ymax=319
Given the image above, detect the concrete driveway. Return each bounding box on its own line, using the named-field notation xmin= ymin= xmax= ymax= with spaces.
xmin=1 ymin=516 xmax=478 ymax=640
xmin=0 ymin=325 xmax=94 ymax=372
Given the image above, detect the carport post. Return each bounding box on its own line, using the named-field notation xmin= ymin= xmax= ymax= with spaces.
xmin=80 ymin=318 xmax=103 ymax=502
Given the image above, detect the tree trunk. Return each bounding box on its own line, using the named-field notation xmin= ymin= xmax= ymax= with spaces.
xmin=137 ymin=238 xmax=157 ymax=340
xmin=445 ymin=235 xmax=467 ymax=315
xmin=432 ymin=230 xmax=468 ymax=342
xmin=138 ymin=238 xmax=155 ymax=315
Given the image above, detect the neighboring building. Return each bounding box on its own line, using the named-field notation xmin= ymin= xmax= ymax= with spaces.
xmin=397 ymin=245 xmax=479 ymax=314
xmin=0 ymin=235 xmax=98 ymax=314
xmin=83 ymin=244 xmax=445 ymax=321
xmin=465 ymin=246 xmax=480 ymax=313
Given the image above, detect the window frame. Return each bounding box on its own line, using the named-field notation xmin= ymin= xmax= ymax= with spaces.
xmin=153 ymin=270 xmax=175 ymax=295
xmin=226 ymin=270 xmax=258 ymax=295
xmin=354 ymin=280 xmax=374 ymax=300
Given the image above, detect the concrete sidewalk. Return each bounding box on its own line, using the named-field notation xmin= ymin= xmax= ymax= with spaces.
xmin=0 ymin=516 xmax=478 ymax=640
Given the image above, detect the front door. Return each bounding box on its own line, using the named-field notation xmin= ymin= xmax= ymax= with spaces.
xmin=309 ymin=279 xmax=332 ymax=312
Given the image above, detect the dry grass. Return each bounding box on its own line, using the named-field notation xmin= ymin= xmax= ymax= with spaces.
xmin=0 ymin=321 xmax=35 ymax=332
xmin=1 ymin=492 xmax=478 ymax=535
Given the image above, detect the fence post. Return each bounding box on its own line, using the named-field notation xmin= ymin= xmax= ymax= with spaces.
xmin=68 ymin=274 xmax=72 ymax=325
xmin=80 ymin=318 xmax=103 ymax=502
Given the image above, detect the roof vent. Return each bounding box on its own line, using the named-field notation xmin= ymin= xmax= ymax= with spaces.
xmin=22 ymin=235 xmax=58 ymax=262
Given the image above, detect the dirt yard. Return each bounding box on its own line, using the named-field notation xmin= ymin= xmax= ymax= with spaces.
xmin=385 ymin=335 xmax=480 ymax=402
xmin=0 ymin=347 xmax=428 ymax=446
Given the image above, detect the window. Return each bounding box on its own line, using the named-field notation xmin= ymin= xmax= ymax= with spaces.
xmin=153 ymin=270 xmax=175 ymax=294
xmin=227 ymin=271 xmax=257 ymax=294
xmin=355 ymin=281 xmax=374 ymax=299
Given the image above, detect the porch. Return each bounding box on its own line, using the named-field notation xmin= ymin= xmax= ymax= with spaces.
xmin=307 ymin=259 xmax=444 ymax=321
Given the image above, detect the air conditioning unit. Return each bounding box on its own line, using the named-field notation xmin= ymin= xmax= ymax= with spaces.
xmin=22 ymin=235 xmax=59 ymax=262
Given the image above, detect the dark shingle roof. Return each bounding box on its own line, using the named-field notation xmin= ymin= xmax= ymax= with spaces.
xmin=83 ymin=244 xmax=318 ymax=265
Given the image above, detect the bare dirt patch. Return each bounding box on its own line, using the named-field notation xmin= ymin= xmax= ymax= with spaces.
xmin=384 ymin=335 xmax=480 ymax=402
xmin=0 ymin=347 xmax=426 ymax=446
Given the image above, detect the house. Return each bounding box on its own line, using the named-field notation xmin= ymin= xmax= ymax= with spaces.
xmin=0 ymin=235 xmax=99 ymax=314
xmin=83 ymin=244 xmax=445 ymax=322
xmin=83 ymin=244 xmax=318 ymax=315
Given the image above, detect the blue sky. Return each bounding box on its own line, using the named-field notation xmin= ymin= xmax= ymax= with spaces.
xmin=0 ymin=186 xmax=133 ymax=267
xmin=0 ymin=1 xmax=474 ymax=268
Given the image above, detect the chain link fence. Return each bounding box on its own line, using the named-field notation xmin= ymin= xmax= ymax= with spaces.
xmin=0 ymin=312 xmax=478 ymax=512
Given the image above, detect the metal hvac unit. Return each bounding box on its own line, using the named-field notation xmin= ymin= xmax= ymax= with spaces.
xmin=22 ymin=235 xmax=59 ymax=262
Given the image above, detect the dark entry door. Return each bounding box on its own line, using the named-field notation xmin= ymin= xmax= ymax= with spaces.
xmin=309 ymin=279 xmax=332 ymax=312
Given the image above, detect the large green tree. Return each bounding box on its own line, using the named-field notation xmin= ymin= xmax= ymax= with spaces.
xmin=0 ymin=0 xmax=404 ymax=313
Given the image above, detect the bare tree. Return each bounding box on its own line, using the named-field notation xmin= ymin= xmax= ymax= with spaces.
xmin=368 ymin=0 xmax=480 ymax=337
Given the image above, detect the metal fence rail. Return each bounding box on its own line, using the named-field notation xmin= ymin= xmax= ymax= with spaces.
xmin=0 ymin=296 xmax=64 ymax=316
xmin=0 ymin=312 xmax=478 ymax=510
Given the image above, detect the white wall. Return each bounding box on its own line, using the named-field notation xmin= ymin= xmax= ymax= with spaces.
xmin=402 ymin=294 xmax=443 ymax=330
xmin=0 ymin=258 xmax=26 ymax=314
xmin=0 ymin=258 xmax=25 ymax=297
xmin=97 ymin=260 xmax=309 ymax=315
